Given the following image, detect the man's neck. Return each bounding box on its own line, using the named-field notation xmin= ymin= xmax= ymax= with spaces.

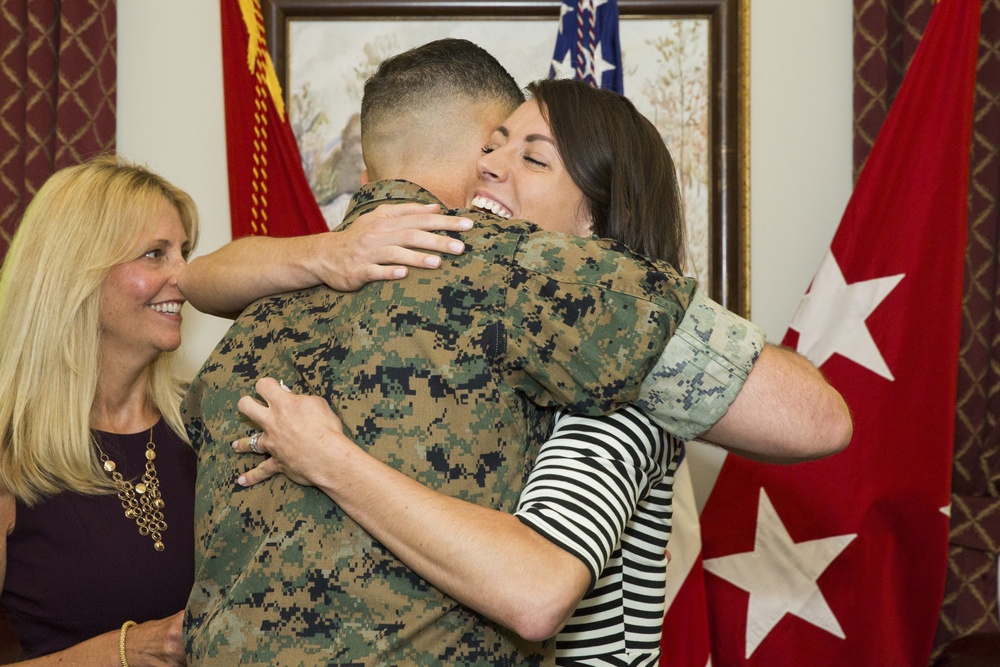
xmin=367 ymin=172 xmax=463 ymax=209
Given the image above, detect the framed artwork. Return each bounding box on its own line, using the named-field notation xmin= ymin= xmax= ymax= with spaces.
xmin=263 ymin=0 xmax=749 ymax=316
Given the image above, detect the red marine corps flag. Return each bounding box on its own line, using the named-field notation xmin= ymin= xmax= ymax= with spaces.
xmin=220 ymin=0 xmax=328 ymax=239
xmin=699 ymin=0 xmax=980 ymax=664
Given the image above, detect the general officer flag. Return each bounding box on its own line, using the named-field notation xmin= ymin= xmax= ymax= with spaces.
xmin=698 ymin=0 xmax=980 ymax=664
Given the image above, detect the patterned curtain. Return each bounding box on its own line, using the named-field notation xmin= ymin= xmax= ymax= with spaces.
xmin=942 ymin=0 xmax=1000 ymax=654
xmin=0 ymin=0 xmax=117 ymax=263
xmin=853 ymin=1 xmax=934 ymax=179
xmin=855 ymin=0 xmax=1000 ymax=659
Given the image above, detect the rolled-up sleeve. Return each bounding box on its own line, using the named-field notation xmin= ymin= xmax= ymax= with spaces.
xmin=634 ymin=290 xmax=765 ymax=440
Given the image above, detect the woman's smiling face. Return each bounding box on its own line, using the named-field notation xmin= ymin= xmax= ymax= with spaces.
xmin=471 ymin=99 xmax=592 ymax=237
xmin=98 ymin=197 xmax=190 ymax=363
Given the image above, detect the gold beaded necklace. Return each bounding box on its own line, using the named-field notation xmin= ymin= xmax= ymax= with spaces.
xmin=97 ymin=427 xmax=168 ymax=551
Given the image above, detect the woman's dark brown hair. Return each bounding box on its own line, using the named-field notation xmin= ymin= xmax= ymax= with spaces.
xmin=527 ymin=78 xmax=685 ymax=269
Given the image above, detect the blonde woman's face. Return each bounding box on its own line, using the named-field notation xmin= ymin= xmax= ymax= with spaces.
xmin=98 ymin=198 xmax=189 ymax=365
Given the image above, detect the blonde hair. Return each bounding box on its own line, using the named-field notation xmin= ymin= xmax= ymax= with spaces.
xmin=0 ymin=155 xmax=199 ymax=505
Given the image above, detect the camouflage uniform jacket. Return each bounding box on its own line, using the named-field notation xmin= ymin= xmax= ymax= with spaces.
xmin=183 ymin=180 xmax=749 ymax=667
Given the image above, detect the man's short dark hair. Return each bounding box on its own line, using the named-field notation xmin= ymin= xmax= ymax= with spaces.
xmin=361 ymin=38 xmax=524 ymax=137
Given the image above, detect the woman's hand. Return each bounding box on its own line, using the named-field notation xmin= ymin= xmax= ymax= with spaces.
xmin=123 ymin=611 xmax=186 ymax=667
xmin=181 ymin=203 xmax=471 ymax=318
xmin=320 ymin=203 xmax=471 ymax=291
xmin=233 ymin=378 xmax=354 ymax=488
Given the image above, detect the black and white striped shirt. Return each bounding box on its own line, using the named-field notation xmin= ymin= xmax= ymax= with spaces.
xmin=515 ymin=406 xmax=680 ymax=666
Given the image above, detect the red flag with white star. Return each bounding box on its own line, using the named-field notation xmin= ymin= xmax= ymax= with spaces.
xmin=699 ymin=0 xmax=980 ymax=664
xmin=660 ymin=452 xmax=712 ymax=667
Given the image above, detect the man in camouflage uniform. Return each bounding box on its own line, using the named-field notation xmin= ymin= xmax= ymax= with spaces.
xmin=183 ymin=40 xmax=841 ymax=665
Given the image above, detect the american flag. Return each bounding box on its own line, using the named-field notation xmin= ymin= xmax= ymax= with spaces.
xmin=548 ymin=0 xmax=624 ymax=94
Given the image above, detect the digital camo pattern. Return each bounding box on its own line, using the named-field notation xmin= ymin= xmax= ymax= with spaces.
xmin=635 ymin=291 xmax=765 ymax=441
xmin=183 ymin=180 xmax=696 ymax=666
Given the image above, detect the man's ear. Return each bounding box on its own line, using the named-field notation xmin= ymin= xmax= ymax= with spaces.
xmin=360 ymin=169 xmax=370 ymax=185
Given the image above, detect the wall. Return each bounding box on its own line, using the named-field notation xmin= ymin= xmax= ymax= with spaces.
xmin=118 ymin=0 xmax=233 ymax=379
xmin=749 ymin=0 xmax=853 ymax=341
xmin=117 ymin=0 xmax=853 ymax=379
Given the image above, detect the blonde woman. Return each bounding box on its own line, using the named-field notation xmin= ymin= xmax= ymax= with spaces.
xmin=0 ymin=156 xmax=197 ymax=666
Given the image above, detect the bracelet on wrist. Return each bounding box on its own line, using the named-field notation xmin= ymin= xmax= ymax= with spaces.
xmin=119 ymin=620 xmax=137 ymax=667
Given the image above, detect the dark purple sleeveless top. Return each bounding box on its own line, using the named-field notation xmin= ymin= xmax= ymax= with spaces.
xmin=1 ymin=419 xmax=196 ymax=659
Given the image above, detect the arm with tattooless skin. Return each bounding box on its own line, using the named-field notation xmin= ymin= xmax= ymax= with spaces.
xmin=179 ymin=203 xmax=471 ymax=319
xmin=234 ymin=379 xmax=592 ymax=641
